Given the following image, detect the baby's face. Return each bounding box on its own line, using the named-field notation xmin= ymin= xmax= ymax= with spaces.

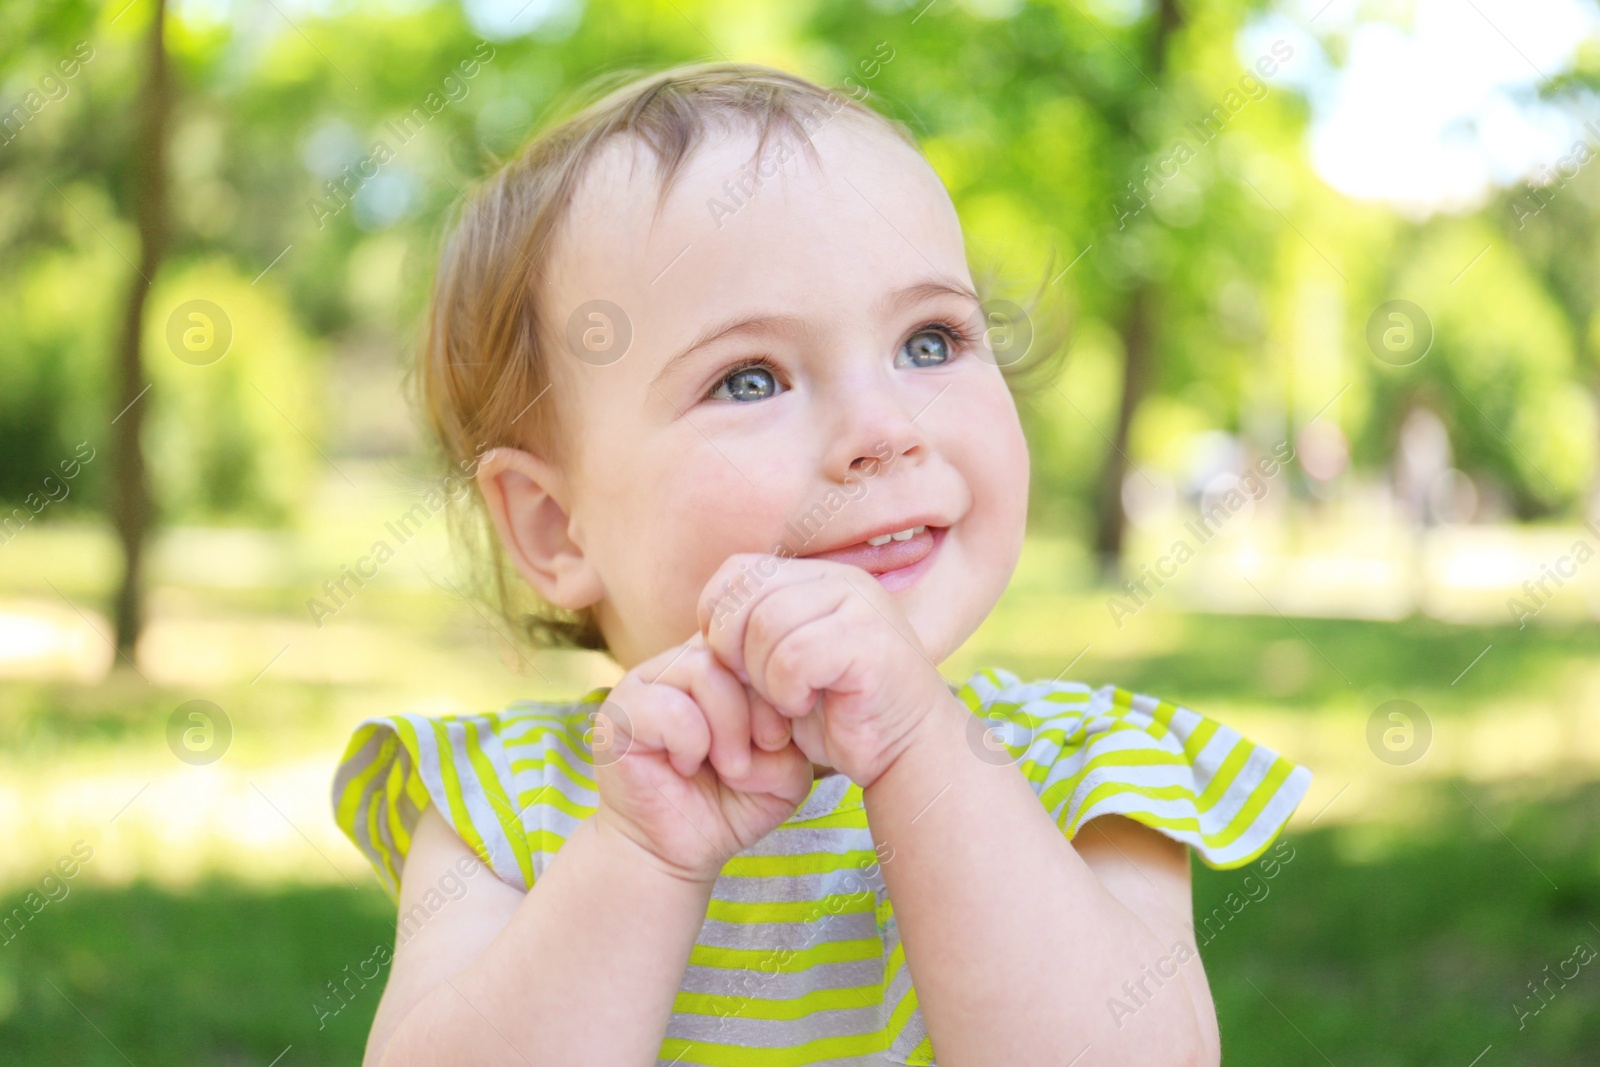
xmin=540 ymin=116 xmax=1029 ymax=669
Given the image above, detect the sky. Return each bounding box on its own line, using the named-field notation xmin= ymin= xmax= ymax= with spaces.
xmin=1250 ymin=0 xmax=1600 ymax=215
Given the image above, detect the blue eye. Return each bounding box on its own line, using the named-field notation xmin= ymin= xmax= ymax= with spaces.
xmin=897 ymin=327 xmax=955 ymax=368
xmin=710 ymin=361 xmax=784 ymax=402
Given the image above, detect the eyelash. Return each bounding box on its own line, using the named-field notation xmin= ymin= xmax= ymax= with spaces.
xmin=703 ymin=319 xmax=979 ymax=400
xmin=912 ymin=317 xmax=981 ymax=352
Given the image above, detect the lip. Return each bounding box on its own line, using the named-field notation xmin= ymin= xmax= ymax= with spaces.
xmin=800 ymin=523 xmax=947 ymax=592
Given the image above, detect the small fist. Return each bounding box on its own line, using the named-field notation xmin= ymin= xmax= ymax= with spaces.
xmin=697 ymin=554 xmax=952 ymax=788
xmin=589 ymin=634 xmax=813 ymax=884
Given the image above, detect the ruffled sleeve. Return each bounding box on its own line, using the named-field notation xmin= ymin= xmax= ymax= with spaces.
xmin=329 ymin=690 xmax=608 ymax=902
xmin=955 ymin=667 xmax=1312 ymax=869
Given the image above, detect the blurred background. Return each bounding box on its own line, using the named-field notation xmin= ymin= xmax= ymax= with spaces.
xmin=4 ymin=0 xmax=1600 ymax=1062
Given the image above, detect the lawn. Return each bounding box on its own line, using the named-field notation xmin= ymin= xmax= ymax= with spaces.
xmin=2 ymin=522 xmax=1597 ymax=1064
xmin=5 ymin=776 xmax=1597 ymax=1065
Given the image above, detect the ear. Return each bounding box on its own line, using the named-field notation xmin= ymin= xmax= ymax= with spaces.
xmin=475 ymin=447 xmax=604 ymax=612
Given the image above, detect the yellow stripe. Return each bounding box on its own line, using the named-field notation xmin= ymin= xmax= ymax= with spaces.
xmin=539 ymin=745 xmax=596 ymax=791
xmin=333 ymin=725 xmax=397 ymax=890
xmin=787 ymin=791 xmax=867 ymax=828
xmin=1206 ymin=755 xmax=1294 ymax=851
xmin=883 ymin=936 xmax=908 ymax=986
xmin=522 ymin=828 xmax=575 ymax=856
xmin=332 ymin=724 xmax=384 ymax=831
xmin=407 ymin=717 xmax=494 ymax=874
xmin=1193 ymin=736 xmax=1254 ymax=810
xmin=717 ymin=850 xmax=882 ymax=879
xmin=704 ymin=892 xmax=875 ymax=926
xmin=1058 ymin=755 xmax=1295 ymax=857
xmin=1033 ymin=722 xmax=1245 ymax=814
xmin=673 ymin=982 xmax=884 ymax=1021
xmin=1035 ymin=745 xmax=1197 ymax=808
xmin=657 ymin=1027 xmax=887 ymax=1067
xmin=514 ymin=781 xmax=595 ymax=823
xmin=462 ymin=716 xmax=536 ymax=888
xmin=885 ymin=974 xmax=920 ymax=1040
xmin=687 ymin=935 xmax=880 ymax=973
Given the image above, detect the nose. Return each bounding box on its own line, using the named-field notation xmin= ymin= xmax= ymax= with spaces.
xmin=822 ymin=371 xmax=930 ymax=480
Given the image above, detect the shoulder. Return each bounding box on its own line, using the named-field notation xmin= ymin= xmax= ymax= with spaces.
xmin=330 ymin=688 xmax=610 ymax=899
xmin=953 ymin=666 xmax=1313 ymax=870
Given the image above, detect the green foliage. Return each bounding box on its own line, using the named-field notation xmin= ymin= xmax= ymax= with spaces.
xmin=142 ymin=260 xmax=325 ymax=524
xmin=1 ymin=0 xmax=1597 ymax=525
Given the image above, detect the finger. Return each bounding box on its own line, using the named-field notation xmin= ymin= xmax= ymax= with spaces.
xmin=736 ymin=579 xmax=850 ymax=709
xmin=697 ymin=554 xmax=835 ymax=678
xmin=747 ymin=691 xmax=792 ymax=752
xmin=762 ymin=614 xmax=853 ymax=718
xmin=622 ymin=684 xmax=712 ymax=779
xmin=652 ymin=637 xmax=753 ymax=780
xmin=718 ymin=738 xmax=811 ymax=802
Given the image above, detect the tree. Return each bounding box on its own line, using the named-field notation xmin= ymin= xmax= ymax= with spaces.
xmin=1091 ymin=0 xmax=1182 ymax=570
xmin=112 ymin=0 xmax=169 ymax=656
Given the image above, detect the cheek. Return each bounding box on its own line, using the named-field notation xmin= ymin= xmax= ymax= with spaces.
xmin=593 ymin=436 xmax=801 ymax=628
xmin=982 ymin=434 xmax=1030 ymax=596
xmin=960 ymin=381 xmax=1031 ymax=518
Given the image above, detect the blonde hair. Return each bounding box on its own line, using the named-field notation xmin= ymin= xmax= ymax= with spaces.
xmin=416 ymin=60 xmax=1064 ymax=654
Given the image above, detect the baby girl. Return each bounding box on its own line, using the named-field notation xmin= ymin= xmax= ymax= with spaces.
xmin=333 ymin=60 xmax=1311 ymax=1067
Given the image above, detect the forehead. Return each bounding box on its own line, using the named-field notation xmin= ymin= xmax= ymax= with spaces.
xmin=543 ymin=114 xmax=972 ymax=369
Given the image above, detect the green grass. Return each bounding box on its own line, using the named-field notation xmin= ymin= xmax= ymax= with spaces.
xmin=4 ymin=521 xmax=1599 ymax=1063
xmin=957 ymin=588 xmax=1593 ymax=711
xmin=0 ymin=879 xmax=393 ymax=1065
xmin=1198 ymin=778 xmax=1600 ymax=1066
xmin=4 ymin=777 xmax=1597 ymax=1064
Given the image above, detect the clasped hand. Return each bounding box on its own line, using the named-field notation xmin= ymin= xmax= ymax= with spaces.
xmin=589 ymin=555 xmax=952 ymax=884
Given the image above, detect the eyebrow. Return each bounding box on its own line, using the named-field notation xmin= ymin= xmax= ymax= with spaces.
xmin=652 ymin=277 xmax=982 ymax=388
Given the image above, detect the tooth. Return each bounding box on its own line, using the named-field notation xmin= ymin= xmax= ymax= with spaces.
xmin=890 ymin=528 xmax=913 ymax=541
xmin=911 ymin=525 xmax=925 ymax=534
xmin=867 ymin=534 xmax=893 ymax=546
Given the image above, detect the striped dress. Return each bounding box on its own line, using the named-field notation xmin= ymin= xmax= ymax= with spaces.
xmin=331 ymin=666 xmax=1312 ymax=1065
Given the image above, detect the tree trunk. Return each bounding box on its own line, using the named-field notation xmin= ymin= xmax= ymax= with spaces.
xmin=112 ymin=0 xmax=169 ymax=658
xmin=1091 ymin=0 xmax=1180 ymax=572
xmin=1093 ymin=283 xmax=1156 ymax=566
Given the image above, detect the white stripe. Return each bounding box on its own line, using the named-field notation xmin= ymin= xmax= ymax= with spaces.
xmin=441 ymin=716 xmax=526 ymax=889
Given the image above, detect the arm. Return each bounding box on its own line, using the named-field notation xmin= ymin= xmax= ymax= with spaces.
xmin=862 ymin=693 xmax=1221 ymax=1067
xmin=364 ymin=803 xmax=715 ymax=1067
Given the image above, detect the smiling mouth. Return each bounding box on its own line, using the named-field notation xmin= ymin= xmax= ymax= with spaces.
xmin=801 ymin=524 xmax=946 ymax=590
